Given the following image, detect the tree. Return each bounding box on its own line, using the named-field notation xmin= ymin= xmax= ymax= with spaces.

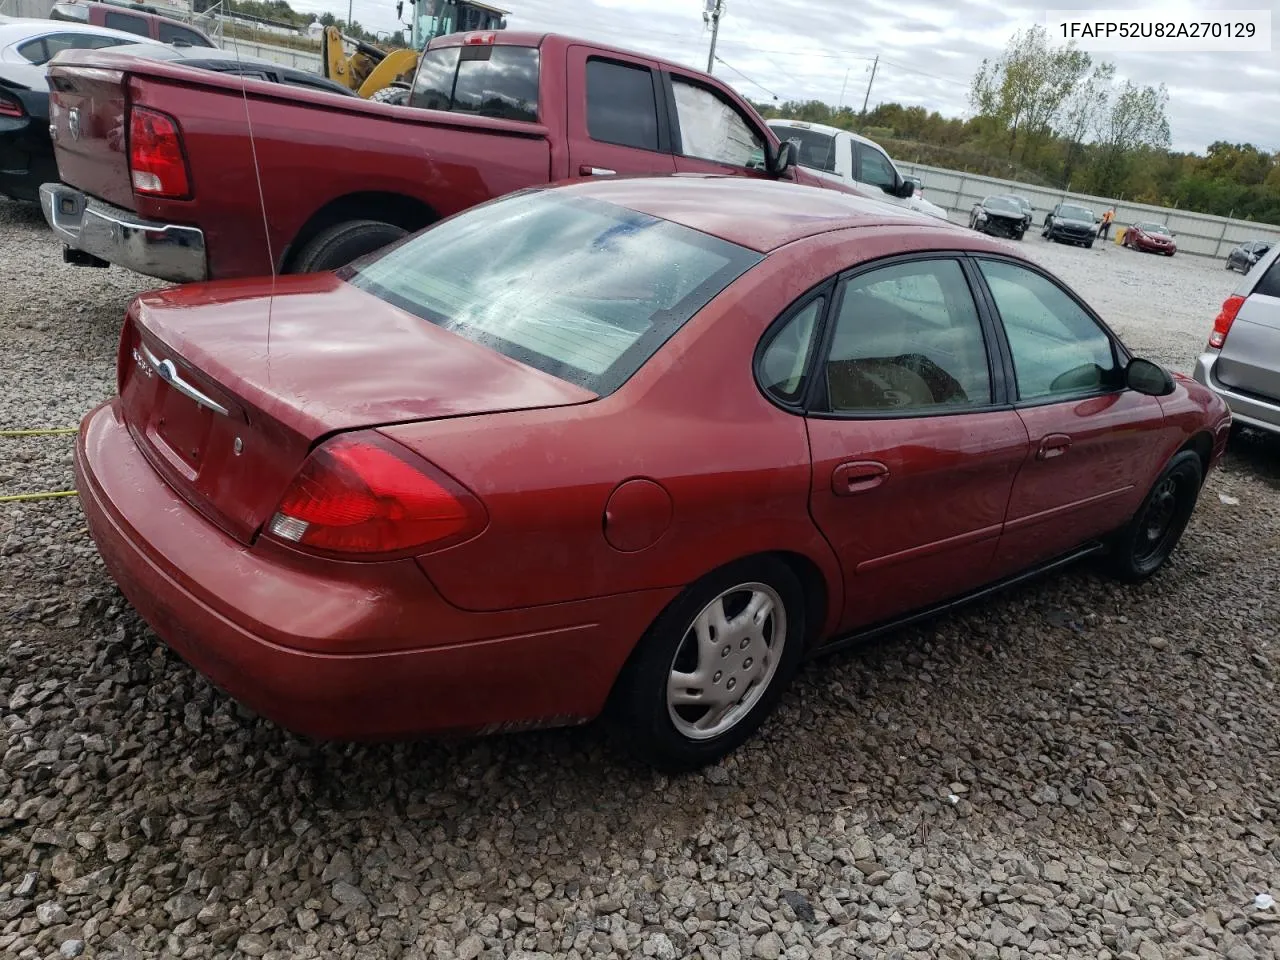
xmin=1057 ymin=62 xmax=1114 ymax=187
xmin=1090 ymin=80 xmax=1171 ymax=194
xmin=970 ymin=26 xmax=1092 ymax=163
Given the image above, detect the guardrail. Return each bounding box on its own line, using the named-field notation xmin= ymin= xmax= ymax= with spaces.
xmin=896 ymin=160 xmax=1280 ymax=259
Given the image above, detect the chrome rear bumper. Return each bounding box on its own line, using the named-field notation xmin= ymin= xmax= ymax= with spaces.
xmin=40 ymin=182 xmax=207 ymax=284
xmin=1193 ymin=352 xmax=1280 ymax=435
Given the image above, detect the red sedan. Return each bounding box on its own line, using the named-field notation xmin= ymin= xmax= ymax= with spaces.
xmin=77 ymin=177 xmax=1231 ymax=770
xmin=1123 ymin=221 xmax=1178 ymax=256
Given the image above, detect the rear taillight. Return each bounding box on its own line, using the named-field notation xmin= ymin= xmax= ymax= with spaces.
xmin=267 ymin=433 xmax=485 ymax=557
xmin=128 ymin=106 xmax=190 ymax=198
xmin=1209 ymin=295 xmax=1245 ymax=349
xmin=0 ymin=94 xmax=23 ymax=119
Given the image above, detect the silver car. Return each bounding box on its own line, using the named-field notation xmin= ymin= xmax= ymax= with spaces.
xmin=1193 ymin=241 xmax=1280 ymax=434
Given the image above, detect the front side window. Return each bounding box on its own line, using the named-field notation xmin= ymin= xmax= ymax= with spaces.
xmin=410 ymin=44 xmax=539 ymax=123
xmin=670 ymin=78 xmax=763 ymax=168
xmin=822 ymin=259 xmax=992 ymax=413
xmin=344 ymin=192 xmax=762 ymax=395
xmin=103 ymin=12 xmax=150 ymax=36
xmin=857 ymin=145 xmax=897 ymax=190
xmin=978 ymin=259 xmax=1118 ymax=401
xmin=585 ymin=58 xmax=659 ymax=151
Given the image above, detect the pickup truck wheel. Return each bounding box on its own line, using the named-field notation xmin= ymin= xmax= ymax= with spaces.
xmin=291 ymin=220 xmax=408 ymax=273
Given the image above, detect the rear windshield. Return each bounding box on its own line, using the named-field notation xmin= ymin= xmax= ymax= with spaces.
xmin=342 ymin=192 xmax=763 ymax=395
xmin=410 ymin=43 xmax=539 ymax=122
xmin=772 ymin=126 xmax=837 ymax=173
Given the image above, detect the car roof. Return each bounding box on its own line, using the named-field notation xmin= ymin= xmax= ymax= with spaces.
xmin=555 ymin=175 xmax=960 ymax=253
xmin=767 ymin=117 xmax=887 ymax=151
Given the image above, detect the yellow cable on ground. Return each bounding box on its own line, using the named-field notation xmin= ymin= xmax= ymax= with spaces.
xmin=0 ymin=428 xmax=77 ymax=437
xmin=0 ymin=491 xmax=79 ymax=503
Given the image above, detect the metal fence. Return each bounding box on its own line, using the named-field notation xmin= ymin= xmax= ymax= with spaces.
xmin=896 ymin=160 xmax=1280 ymax=259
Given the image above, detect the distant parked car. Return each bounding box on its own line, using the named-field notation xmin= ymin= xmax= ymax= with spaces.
xmin=0 ymin=19 xmax=160 ymax=201
xmin=1226 ymin=240 xmax=1273 ymax=274
xmin=49 ymin=0 xmax=214 ymax=47
xmin=1043 ymin=203 xmax=1098 ymax=248
xmin=1122 ymin=221 xmax=1177 ymax=256
xmin=1194 ymin=240 xmax=1280 ymax=436
xmin=969 ymin=195 xmax=1026 ymax=240
xmin=1002 ymin=194 xmax=1034 ymax=231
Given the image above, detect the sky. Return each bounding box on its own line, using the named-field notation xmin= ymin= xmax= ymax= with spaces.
xmin=291 ymin=0 xmax=1280 ymax=155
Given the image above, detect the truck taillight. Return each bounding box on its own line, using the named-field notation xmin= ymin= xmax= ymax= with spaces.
xmin=129 ymin=107 xmax=190 ymax=199
xmin=1209 ymin=295 xmax=1245 ymax=349
xmin=267 ymin=433 xmax=486 ymax=558
xmin=464 ymin=31 xmax=496 ymax=44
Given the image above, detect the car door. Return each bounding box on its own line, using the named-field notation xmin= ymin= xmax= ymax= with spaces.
xmin=851 ymin=141 xmax=907 ymax=208
xmin=973 ymin=257 xmax=1168 ymax=575
xmin=662 ymin=71 xmax=771 ymax=179
xmin=794 ymin=255 xmax=1030 ymax=632
xmin=565 ymin=48 xmax=676 ymax=180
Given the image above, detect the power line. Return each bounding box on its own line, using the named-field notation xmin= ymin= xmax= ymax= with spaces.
xmin=713 ymin=55 xmax=783 ymax=100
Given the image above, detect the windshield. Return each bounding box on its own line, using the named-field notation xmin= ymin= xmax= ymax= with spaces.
xmin=1059 ymin=205 xmax=1094 ymax=221
xmin=984 ymin=197 xmax=1022 ymax=214
xmin=343 ymin=192 xmax=762 ymax=395
xmin=1137 ymin=222 xmax=1170 ymax=235
xmin=771 ymin=125 xmax=837 ymax=173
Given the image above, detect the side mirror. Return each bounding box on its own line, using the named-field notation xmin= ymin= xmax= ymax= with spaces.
xmin=1126 ymin=358 xmax=1175 ymax=397
xmin=767 ymin=139 xmax=796 ymax=177
xmin=893 ymin=178 xmax=915 ymax=199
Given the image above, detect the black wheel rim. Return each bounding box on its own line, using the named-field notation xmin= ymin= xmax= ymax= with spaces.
xmin=1134 ymin=475 xmax=1181 ymax=564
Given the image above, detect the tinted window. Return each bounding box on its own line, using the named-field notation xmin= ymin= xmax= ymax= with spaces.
xmin=978 ymin=259 xmax=1118 ymax=400
xmin=760 ymin=296 xmax=824 ymax=404
xmin=15 ymin=38 xmax=46 ymax=63
xmin=670 ymin=78 xmax=764 ymax=168
xmin=344 ymin=192 xmax=762 ymax=395
xmin=1254 ymin=259 xmax=1280 ymax=299
xmin=857 ymin=145 xmax=896 ymax=189
xmin=585 ymin=59 xmax=658 ymax=151
xmin=104 ymin=12 xmax=150 ymax=36
xmin=823 ymin=259 xmax=991 ymax=413
xmin=409 ymin=45 xmax=538 ymax=122
xmin=158 ymin=23 xmax=212 ymax=46
xmin=772 ymin=126 xmax=836 ymax=172
xmin=17 ymin=32 xmax=134 ymax=64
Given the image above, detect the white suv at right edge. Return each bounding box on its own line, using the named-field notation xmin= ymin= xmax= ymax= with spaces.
xmin=767 ymin=119 xmax=951 ymax=223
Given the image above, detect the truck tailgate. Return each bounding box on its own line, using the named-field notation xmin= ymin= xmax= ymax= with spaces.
xmin=47 ymin=66 xmax=134 ymax=210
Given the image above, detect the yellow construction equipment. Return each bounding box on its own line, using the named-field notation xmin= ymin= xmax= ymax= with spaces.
xmin=321 ymin=27 xmax=419 ymax=101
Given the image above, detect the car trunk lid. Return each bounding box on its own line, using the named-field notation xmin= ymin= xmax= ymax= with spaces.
xmin=118 ymin=273 xmax=596 ymax=544
xmin=1217 ymin=291 xmax=1280 ymax=402
xmin=46 ymin=63 xmax=135 ymax=209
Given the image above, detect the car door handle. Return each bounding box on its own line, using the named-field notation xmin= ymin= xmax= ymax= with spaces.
xmin=832 ymin=460 xmax=889 ymax=496
xmin=580 ymin=165 xmax=616 ymax=176
xmin=1036 ymin=434 xmax=1072 ymax=460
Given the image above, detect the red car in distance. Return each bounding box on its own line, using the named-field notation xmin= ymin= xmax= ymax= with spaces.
xmin=1123 ymin=221 xmax=1178 ymax=256
xmin=76 ymin=177 xmax=1231 ymax=770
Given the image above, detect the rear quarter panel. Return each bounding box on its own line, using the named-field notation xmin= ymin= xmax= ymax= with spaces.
xmin=1158 ymin=375 xmax=1233 ymax=476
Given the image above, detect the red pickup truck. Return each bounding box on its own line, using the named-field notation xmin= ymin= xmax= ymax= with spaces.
xmin=41 ymin=31 xmax=907 ymax=283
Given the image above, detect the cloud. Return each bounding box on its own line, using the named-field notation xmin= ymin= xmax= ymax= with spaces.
xmin=299 ymin=0 xmax=1280 ymax=154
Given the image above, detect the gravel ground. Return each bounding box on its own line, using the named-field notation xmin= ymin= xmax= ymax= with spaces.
xmin=2 ymin=199 xmax=1279 ymax=960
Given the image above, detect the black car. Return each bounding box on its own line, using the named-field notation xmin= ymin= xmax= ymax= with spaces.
xmin=1043 ymin=202 xmax=1098 ymax=248
xmin=1000 ymin=193 xmax=1033 ymax=231
xmin=1226 ymin=240 xmax=1274 ymax=274
xmin=1 ymin=43 xmax=353 ymax=203
xmin=968 ymin=195 xmax=1027 ymax=240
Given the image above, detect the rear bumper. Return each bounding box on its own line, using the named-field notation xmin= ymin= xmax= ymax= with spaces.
xmin=76 ymin=400 xmax=674 ymax=739
xmin=1192 ymin=352 xmax=1280 ymax=434
xmin=40 ymin=182 xmax=207 ymax=284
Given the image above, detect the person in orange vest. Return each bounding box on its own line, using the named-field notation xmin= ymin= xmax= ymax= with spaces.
xmin=1100 ymin=207 xmax=1116 ymax=242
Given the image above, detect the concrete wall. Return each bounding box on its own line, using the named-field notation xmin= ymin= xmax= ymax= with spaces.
xmin=218 ymin=36 xmax=322 ymax=72
xmin=0 ymin=0 xmax=56 ymax=18
xmin=895 ymin=160 xmax=1280 ymax=259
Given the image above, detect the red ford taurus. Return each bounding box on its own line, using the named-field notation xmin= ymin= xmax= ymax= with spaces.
xmin=76 ymin=176 xmax=1231 ymax=770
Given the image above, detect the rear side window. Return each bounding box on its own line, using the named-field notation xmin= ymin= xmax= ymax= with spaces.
xmin=1254 ymin=258 xmax=1280 ymax=298
xmin=158 ymin=23 xmax=213 ymax=46
xmin=585 ymin=58 xmax=659 ymax=151
xmin=773 ymin=127 xmax=836 ymax=172
xmin=344 ymin=192 xmax=762 ymax=395
xmin=17 ymin=33 xmax=136 ymax=64
xmin=104 ymin=11 xmax=150 ymax=36
xmin=410 ymin=44 xmax=538 ymax=122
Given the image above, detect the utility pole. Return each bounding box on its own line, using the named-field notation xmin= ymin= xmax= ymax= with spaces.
xmin=836 ymin=67 xmax=850 ymax=112
xmin=703 ymin=0 xmax=724 ymax=74
xmin=860 ymin=55 xmax=878 ymax=119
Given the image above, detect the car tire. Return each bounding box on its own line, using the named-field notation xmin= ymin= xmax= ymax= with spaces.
xmin=1086 ymin=238 xmax=1094 ymax=249
xmin=611 ymin=556 xmax=806 ymax=772
xmin=1103 ymin=451 xmax=1202 ymax=583
xmin=1015 ymin=230 xmax=1025 ymax=241
xmin=368 ymin=84 xmax=410 ymax=105
xmin=290 ymin=219 xmax=409 ymax=273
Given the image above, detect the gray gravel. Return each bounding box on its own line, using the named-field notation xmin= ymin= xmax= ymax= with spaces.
xmin=3 ymin=199 xmax=1279 ymax=960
